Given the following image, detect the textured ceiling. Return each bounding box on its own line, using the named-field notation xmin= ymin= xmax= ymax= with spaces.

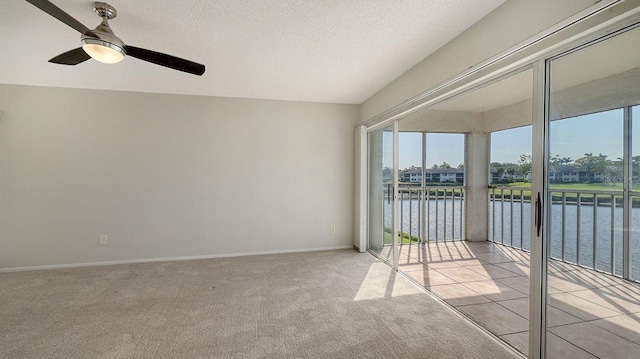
xmin=0 ymin=0 xmax=506 ymax=104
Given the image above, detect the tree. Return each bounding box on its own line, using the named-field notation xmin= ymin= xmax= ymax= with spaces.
xmin=439 ymin=162 xmax=451 ymax=169
xmin=633 ymin=155 xmax=640 ymax=180
xmin=517 ymin=154 xmax=532 ymax=176
xmin=574 ymin=153 xmax=607 ymax=182
xmin=607 ymin=157 xmax=624 ymax=185
xmin=457 ymin=163 xmax=464 ymax=170
xmin=382 ymin=167 xmax=392 ymax=179
xmin=559 ymin=157 xmax=573 ymax=165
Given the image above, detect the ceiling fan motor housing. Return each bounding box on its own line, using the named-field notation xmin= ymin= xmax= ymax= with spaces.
xmin=81 ymin=3 xmax=125 ymax=61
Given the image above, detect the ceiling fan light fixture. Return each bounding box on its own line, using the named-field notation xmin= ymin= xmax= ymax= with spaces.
xmin=81 ymin=38 xmax=124 ymax=64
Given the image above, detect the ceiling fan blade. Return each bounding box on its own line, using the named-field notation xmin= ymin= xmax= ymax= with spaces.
xmin=125 ymin=46 xmax=205 ymax=76
xmin=25 ymin=0 xmax=96 ymax=37
xmin=49 ymin=47 xmax=91 ymax=65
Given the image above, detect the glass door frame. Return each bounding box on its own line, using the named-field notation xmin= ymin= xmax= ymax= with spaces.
xmin=366 ymin=120 xmax=400 ymax=270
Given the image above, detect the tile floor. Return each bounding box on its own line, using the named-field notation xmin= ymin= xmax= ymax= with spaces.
xmin=376 ymin=241 xmax=640 ymax=358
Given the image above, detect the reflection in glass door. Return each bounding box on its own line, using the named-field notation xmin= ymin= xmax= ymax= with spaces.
xmin=545 ymin=25 xmax=640 ymax=358
xmin=368 ymin=124 xmax=396 ymax=265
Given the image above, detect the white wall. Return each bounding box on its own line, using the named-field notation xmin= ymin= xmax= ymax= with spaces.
xmin=359 ymin=0 xmax=595 ymax=123
xmin=0 ymin=85 xmax=358 ymax=269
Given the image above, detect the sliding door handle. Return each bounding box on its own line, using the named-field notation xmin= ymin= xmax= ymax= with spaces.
xmin=387 ymin=184 xmax=391 ymax=204
xmin=535 ymin=192 xmax=542 ymax=237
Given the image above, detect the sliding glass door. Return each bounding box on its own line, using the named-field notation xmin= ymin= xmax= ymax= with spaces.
xmin=368 ymin=123 xmax=398 ymax=266
xmin=543 ymin=24 xmax=640 ymax=358
xmin=362 ymin=5 xmax=640 ymax=358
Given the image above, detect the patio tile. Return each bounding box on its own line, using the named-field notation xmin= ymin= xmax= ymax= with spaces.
xmin=379 ymin=241 xmax=640 ymax=357
xmin=498 ymin=248 xmax=530 ymax=262
xmin=569 ymin=286 xmax=640 ymax=314
xmin=423 ymin=260 xmax=462 ymax=269
xmin=438 ymin=250 xmax=477 ymax=261
xmin=452 ymin=258 xmax=489 ymax=267
xmin=403 ymin=269 xmax=457 ymax=286
xmin=397 ymin=263 xmax=427 ymax=272
xmin=500 ymin=331 xmax=529 ymax=355
xmin=423 ymin=254 xmax=455 ymax=262
xmin=615 ymin=279 xmax=640 ymax=292
xmin=548 ymin=292 xmax=621 ymax=320
xmin=473 ymin=252 xmax=518 ymax=264
xmin=549 ymin=322 xmax=640 ymax=358
xmin=462 ymin=280 xmax=528 ymax=301
xmin=494 ymin=262 xmax=530 ymax=276
xmin=496 ymin=298 xmax=582 ymax=327
xmin=548 ymin=260 xmax=582 ymax=273
xmin=425 ymin=283 xmax=492 ymax=307
xmin=500 ymin=331 xmax=598 ymax=358
xmin=465 ymin=264 xmax=522 ymax=279
xmin=591 ymin=314 xmax=640 ymax=345
xmin=496 ymin=276 xmax=531 ymax=295
xmin=547 ymin=275 xmax=596 ymax=292
xmin=546 ymin=333 xmax=599 ymax=359
xmin=551 ymin=267 xmax=626 ymax=288
xmin=435 ymin=267 xmax=490 ymax=283
xmin=460 ymin=242 xmax=506 ymax=253
xmin=457 ymin=302 xmax=529 ymax=335
xmin=496 ymin=298 xmax=529 ymax=319
xmin=495 ymin=276 xmax=563 ymax=297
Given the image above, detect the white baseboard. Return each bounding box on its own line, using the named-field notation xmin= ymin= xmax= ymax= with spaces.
xmin=0 ymin=245 xmax=354 ymax=273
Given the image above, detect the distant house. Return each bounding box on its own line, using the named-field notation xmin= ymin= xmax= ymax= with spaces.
xmin=548 ymin=165 xmax=608 ymax=183
xmin=401 ymin=169 xmax=423 ymax=183
xmin=401 ymin=168 xmax=464 ymax=184
xmin=429 ymin=168 xmax=464 ymax=183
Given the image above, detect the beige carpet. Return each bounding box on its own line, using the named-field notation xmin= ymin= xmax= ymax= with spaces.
xmin=0 ymin=249 xmax=519 ymax=358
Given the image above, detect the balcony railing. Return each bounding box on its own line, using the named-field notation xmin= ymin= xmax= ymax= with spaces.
xmin=489 ymin=186 xmax=640 ymax=281
xmin=396 ymin=186 xmax=465 ymax=243
xmin=489 ymin=187 xmax=531 ymax=251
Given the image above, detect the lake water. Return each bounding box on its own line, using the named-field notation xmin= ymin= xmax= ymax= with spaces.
xmin=383 ymin=199 xmax=640 ymax=280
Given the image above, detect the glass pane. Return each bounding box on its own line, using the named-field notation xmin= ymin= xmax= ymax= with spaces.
xmin=398 ymin=132 xmax=423 ymax=247
xmin=546 ymin=25 xmax=640 ymax=358
xmin=548 ymin=109 xmax=624 ymax=271
xmin=490 ymin=126 xmax=532 ymax=250
xmin=393 ymin=67 xmax=533 ymax=356
xmin=426 ymin=133 xmax=465 ymax=241
xmin=367 ymin=125 xmax=394 ymax=262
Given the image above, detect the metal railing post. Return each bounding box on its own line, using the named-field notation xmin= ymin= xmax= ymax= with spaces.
xmin=562 ymin=192 xmax=566 ymax=261
xmin=593 ymin=194 xmax=598 ymax=269
xmin=577 ymin=193 xmax=582 ymax=266
xmin=610 ymin=194 xmax=615 ymax=274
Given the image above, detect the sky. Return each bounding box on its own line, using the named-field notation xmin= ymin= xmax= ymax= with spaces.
xmin=398 ymin=133 xmax=464 ymax=169
xmin=386 ymin=106 xmax=639 ymax=170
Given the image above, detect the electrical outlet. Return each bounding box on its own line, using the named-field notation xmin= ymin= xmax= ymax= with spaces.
xmin=330 ymin=225 xmax=336 ymax=234
xmin=99 ymin=235 xmax=108 ymax=246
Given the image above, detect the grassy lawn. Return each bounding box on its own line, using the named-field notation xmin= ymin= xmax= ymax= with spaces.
xmin=383 ymin=228 xmax=420 ymax=245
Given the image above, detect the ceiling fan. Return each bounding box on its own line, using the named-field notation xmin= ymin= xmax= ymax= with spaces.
xmin=25 ymin=0 xmax=206 ymax=76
